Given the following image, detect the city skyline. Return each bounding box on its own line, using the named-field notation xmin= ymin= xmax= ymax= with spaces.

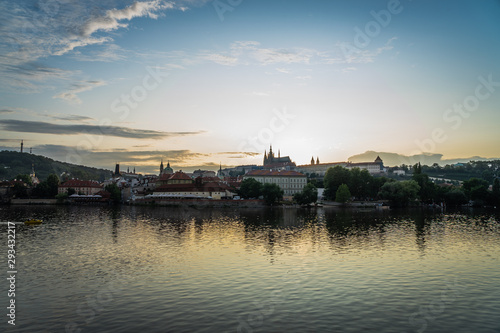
xmin=1 ymin=0 xmax=500 ymax=173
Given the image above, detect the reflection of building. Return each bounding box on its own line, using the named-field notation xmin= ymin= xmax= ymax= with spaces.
xmin=263 ymin=146 xmax=296 ymax=170
xmin=58 ymin=179 xmax=102 ymax=195
xmin=243 ymin=170 xmax=307 ymax=199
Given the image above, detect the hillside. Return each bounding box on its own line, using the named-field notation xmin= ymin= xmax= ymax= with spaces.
xmin=0 ymin=151 xmax=112 ymax=182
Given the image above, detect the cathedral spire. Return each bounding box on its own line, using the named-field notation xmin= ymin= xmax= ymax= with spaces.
xmin=160 ymin=159 xmax=164 ymax=174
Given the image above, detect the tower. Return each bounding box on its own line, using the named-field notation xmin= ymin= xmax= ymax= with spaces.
xmin=311 ymin=156 xmax=315 ymax=165
xmin=160 ymin=159 xmax=164 ymax=174
xmin=114 ymin=163 xmax=120 ymax=177
xmin=316 ymin=157 xmax=320 ymax=164
xmin=20 ymin=140 xmax=23 ymax=153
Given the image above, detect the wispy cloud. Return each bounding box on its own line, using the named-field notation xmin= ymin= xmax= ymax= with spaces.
xmin=0 ymin=119 xmax=206 ymax=139
xmin=41 ymin=113 xmax=96 ymax=123
xmin=0 ymin=1 xmax=181 ymax=92
xmin=53 ymin=80 xmax=107 ymax=104
xmin=79 ymin=1 xmax=173 ymax=38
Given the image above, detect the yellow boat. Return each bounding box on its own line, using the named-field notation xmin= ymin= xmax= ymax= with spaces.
xmin=24 ymin=219 xmax=43 ymax=225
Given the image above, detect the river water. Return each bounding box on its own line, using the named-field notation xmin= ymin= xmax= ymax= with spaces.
xmin=1 ymin=205 xmax=499 ymax=333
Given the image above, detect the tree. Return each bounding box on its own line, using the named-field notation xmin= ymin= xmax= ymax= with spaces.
xmin=462 ymin=177 xmax=489 ymax=204
xmin=45 ymin=174 xmax=60 ymax=198
xmin=379 ymin=180 xmax=420 ymax=207
xmin=324 ymin=166 xmax=351 ymax=200
xmin=335 ymin=184 xmax=351 ymax=204
xmin=12 ymin=182 xmax=28 ymax=198
xmin=105 ymin=183 xmax=121 ymax=203
xmin=239 ymin=178 xmax=263 ymax=199
xmin=262 ymin=183 xmax=283 ymax=205
xmin=492 ymin=178 xmax=500 ymax=207
xmin=14 ymin=174 xmax=32 ymax=186
xmin=444 ymin=189 xmax=467 ymax=206
xmin=294 ymin=183 xmax=318 ymax=205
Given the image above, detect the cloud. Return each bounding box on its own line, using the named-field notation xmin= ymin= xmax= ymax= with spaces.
xmin=0 ymin=1 xmax=181 ymax=91
xmin=42 ymin=114 xmax=96 ymax=123
xmin=53 ymin=80 xmax=107 ymax=104
xmin=79 ymin=1 xmax=173 ymax=37
xmin=32 ymin=144 xmax=215 ymax=173
xmin=0 ymin=119 xmax=206 ymax=139
xmin=200 ymin=53 xmax=238 ymax=66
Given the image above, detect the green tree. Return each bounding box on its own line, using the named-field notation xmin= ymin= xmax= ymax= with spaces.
xmin=262 ymin=183 xmax=283 ymax=205
xmin=239 ymin=178 xmax=263 ymax=199
xmin=46 ymin=174 xmax=60 ymax=197
xmin=444 ymin=189 xmax=467 ymax=206
xmin=462 ymin=177 xmax=489 ymax=204
xmin=14 ymin=174 xmax=32 ymax=186
xmin=324 ymin=166 xmax=351 ymax=200
xmin=492 ymin=178 xmax=500 ymax=207
xmin=294 ymin=183 xmax=318 ymax=205
xmin=335 ymin=184 xmax=351 ymax=204
xmin=379 ymin=180 xmax=420 ymax=207
xmin=105 ymin=183 xmax=122 ymax=203
xmin=67 ymin=188 xmax=76 ymax=196
xmin=12 ymin=182 xmax=28 ymax=198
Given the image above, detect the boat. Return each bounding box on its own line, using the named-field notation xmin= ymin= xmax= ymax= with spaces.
xmin=24 ymin=219 xmax=43 ymax=225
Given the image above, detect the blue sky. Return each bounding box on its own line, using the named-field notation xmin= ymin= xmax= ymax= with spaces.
xmin=1 ymin=0 xmax=499 ymax=173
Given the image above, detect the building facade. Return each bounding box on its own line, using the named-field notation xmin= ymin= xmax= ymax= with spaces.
xmin=243 ymin=170 xmax=307 ymax=198
xmin=58 ymin=179 xmax=102 ymax=195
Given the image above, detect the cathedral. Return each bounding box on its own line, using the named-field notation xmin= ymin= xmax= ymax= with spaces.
xmin=263 ymin=145 xmax=295 ymax=169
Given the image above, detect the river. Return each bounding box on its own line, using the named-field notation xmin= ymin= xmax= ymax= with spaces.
xmin=1 ymin=205 xmax=499 ymax=333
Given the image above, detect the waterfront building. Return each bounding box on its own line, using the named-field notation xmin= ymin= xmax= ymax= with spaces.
xmin=243 ymin=169 xmax=307 ymax=199
xmin=153 ymin=176 xmax=235 ymax=200
xmin=58 ymin=179 xmax=102 ymax=195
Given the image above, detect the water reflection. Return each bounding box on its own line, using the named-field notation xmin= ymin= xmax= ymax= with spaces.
xmin=1 ymin=205 xmax=499 ymax=332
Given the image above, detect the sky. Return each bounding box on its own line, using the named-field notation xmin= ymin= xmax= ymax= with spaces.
xmin=1 ymin=0 xmax=499 ymax=173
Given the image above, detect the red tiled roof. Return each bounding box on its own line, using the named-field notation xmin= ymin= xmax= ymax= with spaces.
xmin=60 ymin=179 xmax=101 ymax=188
xmin=169 ymin=172 xmax=192 ymax=181
xmin=245 ymin=170 xmax=306 ymax=177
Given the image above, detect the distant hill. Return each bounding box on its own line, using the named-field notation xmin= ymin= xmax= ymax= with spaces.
xmin=0 ymin=151 xmax=112 ymax=182
xmin=348 ymin=151 xmax=499 ymax=167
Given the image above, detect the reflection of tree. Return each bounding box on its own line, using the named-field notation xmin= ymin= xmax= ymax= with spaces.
xmin=414 ymin=211 xmax=427 ymax=256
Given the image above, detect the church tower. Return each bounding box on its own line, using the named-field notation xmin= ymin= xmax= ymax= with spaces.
xmin=20 ymin=140 xmax=23 ymax=153
xmin=311 ymin=156 xmax=315 ymax=165
xmin=160 ymin=159 xmax=164 ymax=174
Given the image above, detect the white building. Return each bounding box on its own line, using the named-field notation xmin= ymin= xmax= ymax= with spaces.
xmin=243 ymin=170 xmax=307 ymax=199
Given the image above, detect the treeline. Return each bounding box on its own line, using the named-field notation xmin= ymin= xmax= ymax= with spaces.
xmin=394 ymin=160 xmax=500 ymax=183
xmin=0 ymin=151 xmax=111 ymax=182
xmin=323 ymin=164 xmax=500 ymax=207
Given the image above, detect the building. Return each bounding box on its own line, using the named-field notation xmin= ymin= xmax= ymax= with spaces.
xmin=58 ymin=179 xmax=102 ymax=195
xmin=263 ymin=146 xmax=296 ymax=170
xmin=243 ymin=169 xmax=307 ymax=199
xmin=297 ymin=162 xmax=348 ymax=177
xmin=152 ymin=177 xmax=236 ymax=200
xmin=346 ymin=156 xmax=385 ymax=174
xmin=298 ymin=156 xmax=386 ymax=176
